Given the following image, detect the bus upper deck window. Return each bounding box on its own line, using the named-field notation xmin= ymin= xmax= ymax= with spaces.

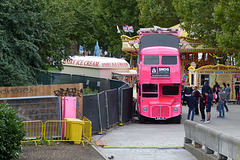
xmin=144 ymin=56 xmax=159 ymax=65
xmin=162 ymin=56 xmax=177 ymax=65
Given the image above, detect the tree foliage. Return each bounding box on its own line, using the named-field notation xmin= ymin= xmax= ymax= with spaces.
xmin=0 ymin=0 xmax=95 ymax=86
xmin=137 ymin=0 xmax=179 ymax=27
xmin=92 ymin=0 xmax=140 ymax=57
xmin=1 ymin=0 xmax=239 ymax=86
xmin=0 ymin=0 xmax=48 ymax=86
xmin=173 ymin=0 xmax=240 ymax=54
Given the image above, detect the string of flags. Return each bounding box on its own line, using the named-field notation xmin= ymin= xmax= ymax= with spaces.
xmin=117 ymin=25 xmax=134 ymax=33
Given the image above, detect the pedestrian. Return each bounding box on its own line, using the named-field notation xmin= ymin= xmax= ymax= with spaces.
xmin=181 ymin=85 xmax=185 ymax=105
xmin=235 ymin=82 xmax=240 ymax=99
xmin=199 ymin=94 xmax=205 ymax=122
xmin=184 ymin=83 xmax=193 ymax=97
xmin=222 ymin=82 xmax=226 ymax=91
xmin=204 ymin=91 xmax=212 ymax=123
xmin=213 ymin=81 xmax=220 ymax=93
xmin=222 ymin=82 xmax=229 ymax=112
xmin=225 ymin=84 xmax=231 ymax=105
xmin=213 ymin=86 xmax=219 ymax=111
xmin=186 ymin=93 xmax=198 ymax=121
xmin=218 ymin=87 xmax=226 ymax=118
xmin=193 ymin=86 xmax=200 ymax=115
xmin=202 ymin=81 xmax=212 ymax=97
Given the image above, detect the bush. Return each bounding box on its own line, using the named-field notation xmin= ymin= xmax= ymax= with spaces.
xmin=0 ymin=102 xmax=25 ymax=160
xmin=83 ymin=87 xmax=98 ymax=95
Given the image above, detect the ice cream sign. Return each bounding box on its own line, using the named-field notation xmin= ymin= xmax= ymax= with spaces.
xmin=63 ymin=59 xmax=129 ymax=68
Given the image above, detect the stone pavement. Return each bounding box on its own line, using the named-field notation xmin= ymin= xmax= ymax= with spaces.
xmin=92 ymin=103 xmax=240 ymax=160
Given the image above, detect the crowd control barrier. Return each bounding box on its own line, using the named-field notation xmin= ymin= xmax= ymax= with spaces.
xmin=184 ymin=120 xmax=240 ymax=160
xmin=21 ymin=118 xmax=92 ymax=146
xmin=21 ymin=120 xmax=44 ymax=146
xmin=82 ymin=116 xmax=93 ymax=145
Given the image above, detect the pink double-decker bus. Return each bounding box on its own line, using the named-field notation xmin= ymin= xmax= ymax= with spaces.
xmin=136 ymin=28 xmax=182 ymax=123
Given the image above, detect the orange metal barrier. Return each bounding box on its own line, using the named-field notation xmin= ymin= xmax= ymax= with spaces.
xmin=21 ymin=120 xmax=43 ymax=146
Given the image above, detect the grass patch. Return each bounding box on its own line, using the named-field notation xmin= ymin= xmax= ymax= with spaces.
xmin=22 ymin=140 xmax=57 ymax=146
xmin=48 ymin=67 xmax=61 ymax=71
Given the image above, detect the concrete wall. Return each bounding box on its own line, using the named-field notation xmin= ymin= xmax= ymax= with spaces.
xmin=184 ymin=120 xmax=240 ymax=160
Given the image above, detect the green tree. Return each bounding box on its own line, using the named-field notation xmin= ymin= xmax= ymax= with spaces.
xmin=173 ymin=0 xmax=239 ymax=54
xmin=0 ymin=0 xmax=95 ymax=86
xmin=92 ymin=0 xmax=140 ymax=57
xmin=43 ymin=0 xmax=95 ymax=57
xmin=214 ymin=0 xmax=240 ymax=54
xmin=137 ymin=0 xmax=180 ymax=27
xmin=0 ymin=0 xmax=48 ymax=86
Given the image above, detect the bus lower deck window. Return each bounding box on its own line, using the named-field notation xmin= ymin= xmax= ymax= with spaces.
xmin=162 ymin=86 xmax=179 ymax=95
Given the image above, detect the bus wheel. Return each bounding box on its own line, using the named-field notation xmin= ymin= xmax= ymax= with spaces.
xmin=173 ymin=115 xmax=181 ymax=124
xmin=138 ymin=114 xmax=145 ymax=123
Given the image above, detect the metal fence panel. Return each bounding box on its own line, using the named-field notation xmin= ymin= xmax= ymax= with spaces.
xmin=121 ymin=87 xmax=133 ymax=123
xmin=51 ymin=72 xmax=72 ymax=84
xmin=106 ymin=89 xmax=119 ymax=127
xmin=98 ymin=91 xmax=107 ymax=131
xmin=83 ymin=94 xmax=100 ymax=133
xmin=110 ymin=79 xmax=127 ymax=89
xmin=0 ymin=96 xmax=61 ymax=122
xmin=21 ymin=120 xmax=43 ymax=146
xmin=37 ymin=72 xmax=126 ymax=91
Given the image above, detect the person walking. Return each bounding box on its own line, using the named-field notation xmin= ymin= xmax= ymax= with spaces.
xmin=204 ymin=91 xmax=212 ymax=123
xmin=213 ymin=81 xmax=220 ymax=93
xmin=214 ymin=86 xmax=219 ymax=111
xmin=193 ymin=86 xmax=200 ymax=115
xmin=213 ymin=81 xmax=220 ymax=110
xmin=199 ymin=94 xmax=206 ymax=122
xmin=225 ymin=84 xmax=231 ymax=105
xmin=218 ymin=87 xmax=226 ymax=118
xmin=186 ymin=93 xmax=198 ymax=121
xmin=222 ymin=82 xmax=229 ymax=112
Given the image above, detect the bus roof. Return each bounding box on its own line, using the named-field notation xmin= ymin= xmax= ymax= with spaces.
xmin=139 ymin=34 xmax=179 ymax=51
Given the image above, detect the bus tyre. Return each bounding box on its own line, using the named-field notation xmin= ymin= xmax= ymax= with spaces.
xmin=173 ymin=115 xmax=181 ymax=124
xmin=138 ymin=114 xmax=145 ymax=123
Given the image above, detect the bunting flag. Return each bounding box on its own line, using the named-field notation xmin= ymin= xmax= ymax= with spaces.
xmin=117 ymin=25 xmax=120 ymax=33
xmin=123 ymin=26 xmax=129 ymax=32
xmin=123 ymin=25 xmax=134 ymax=33
xmin=128 ymin=26 xmax=134 ymax=33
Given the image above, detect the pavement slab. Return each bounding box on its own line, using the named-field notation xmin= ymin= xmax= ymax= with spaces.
xmin=93 ymin=103 xmax=240 ymax=160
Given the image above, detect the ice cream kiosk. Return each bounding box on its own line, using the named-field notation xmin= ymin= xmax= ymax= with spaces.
xmin=189 ymin=64 xmax=240 ymax=101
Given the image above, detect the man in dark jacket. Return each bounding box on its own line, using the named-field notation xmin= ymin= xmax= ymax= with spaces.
xmin=202 ymin=81 xmax=212 ymax=95
xmin=186 ymin=93 xmax=198 ymax=121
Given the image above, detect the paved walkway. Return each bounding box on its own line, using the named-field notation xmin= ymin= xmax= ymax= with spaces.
xmin=93 ymin=103 xmax=240 ymax=160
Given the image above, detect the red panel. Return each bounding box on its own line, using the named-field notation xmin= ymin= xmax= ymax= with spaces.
xmin=161 ymin=106 xmax=169 ymax=117
xmin=152 ymin=106 xmax=160 ymax=117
